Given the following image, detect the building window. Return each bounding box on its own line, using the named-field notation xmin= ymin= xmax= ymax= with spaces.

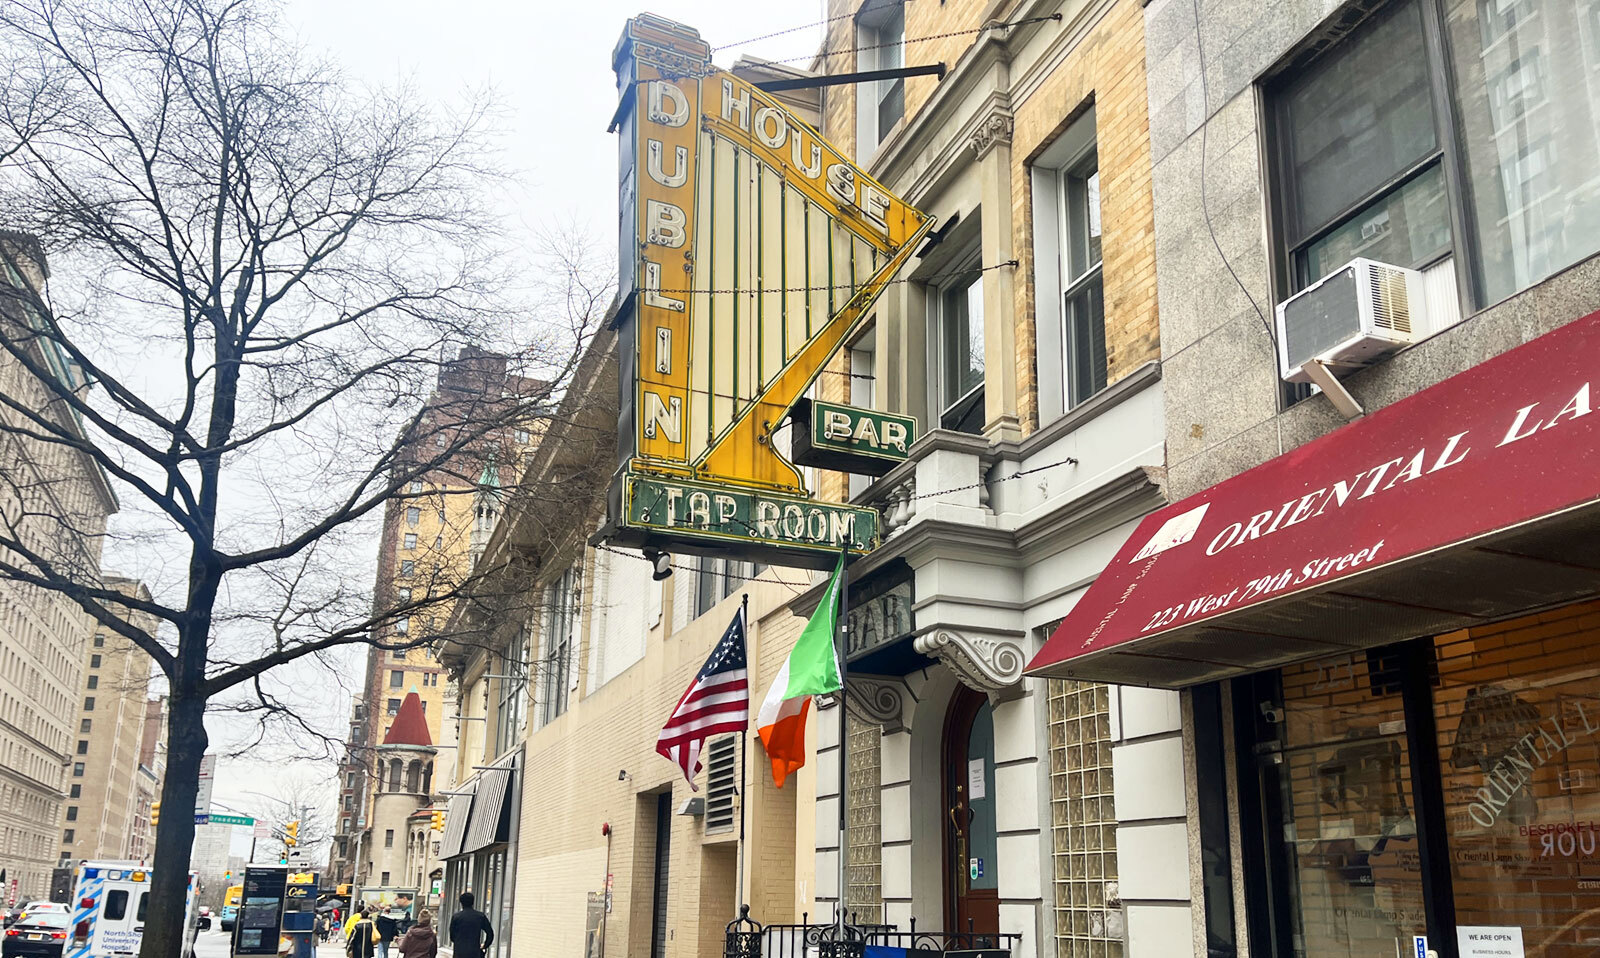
xmin=404 ymin=533 xmax=417 ymax=550
xmin=387 ymin=698 xmax=401 ymax=715
xmin=79 ymin=719 xmax=90 ymax=734
xmin=385 ymin=829 xmax=395 ymax=848
xmin=400 ymin=560 xmax=415 ymax=577
xmin=395 ymin=617 xmax=410 ymax=635
xmin=83 ymin=697 xmax=94 ymax=710
xmin=397 ymin=587 xmax=412 ymax=603
xmin=92 ymin=635 xmax=104 ymax=648
xmin=1048 ymin=680 xmax=1121 ymax=955
xmin=342 ymin=818 xmax=351 ymax=834
xmin=90 ymin=655 xmax=101 ymax=669
xmin=65 ymin=806 xmax=78 ymax=822
xmin=346 ymin=772 xmax=356 ymax=788
xmin=933 ymin=254 xmax=986 ymax=434
xmin=406 ymin=507 xmax=421 ymax=526
xmin=63 ymin=829 xmax=74 ymax=844
xmin=494 ymin=625 xmax=529 ymax=757
xmin=513 ymin=428 xmax=530 ymax=444
xmin=409 ymin=480 xmax=424 ymax=494
xmin=390 ymin=670 xmax=404 ymax=689
xmin=540 ymin=566 xmax=579 ymax=725
xmin=1272 ymin=0 xmax=1451 ymax=292
xmin=69 ymin=785 xmax=80 ymax=798
xmin=1268 ymin=0 xmax=1600 ymax=336
xmin=87 ymin=675 xmax=98 ymax=690
xmin=76 ymin=740 xmax=88 ymax=755
xmin=343 ymin=795 xmax=353 ymax=810
xmin=73 ymin=762 xmax=84 ymax=777
xmin=854 ymin=1 xmax=906 ymax=158
xmin=381 ymin=872 xmax=390 ymax=885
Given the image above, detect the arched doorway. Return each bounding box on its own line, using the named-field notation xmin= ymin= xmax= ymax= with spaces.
xmin=942 ymin=684 xmax=999 ymax=936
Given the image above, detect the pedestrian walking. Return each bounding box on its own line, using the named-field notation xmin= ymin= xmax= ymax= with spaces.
xmin=375 ymin=909 xmax=400 ymax=958
xmin=446 ymin=894 xmax=494 ymax=958
xmin=345 ymin=907 xmax=380 ymax=958
xmin=395 ymin=911 xmax=437 ymax=958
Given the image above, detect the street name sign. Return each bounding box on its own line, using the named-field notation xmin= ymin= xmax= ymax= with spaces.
xmin=211 ymin=814 xmax=256 ymax=827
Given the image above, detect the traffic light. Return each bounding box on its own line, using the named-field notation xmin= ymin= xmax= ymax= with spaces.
xmin=284 ymin=820 xmax=299 ymax=847
xmin=150 ymin=802 xmax=161 ymax=826
xmin=430 ymin=810 xmax=445 ymax=832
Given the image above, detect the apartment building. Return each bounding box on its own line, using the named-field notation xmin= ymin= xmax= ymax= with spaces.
xmin=0 ymin=236 xmax=118 ymax=901
xmin=781 ymin=2 xmax=1180 ymax=956
xmin=330 ymin=347 xmax=532 ymax=889
xmin=58 ymin=576 xmax=158 ymax=863
xmin=1024 ymin=0 xmax=1600 ymax=956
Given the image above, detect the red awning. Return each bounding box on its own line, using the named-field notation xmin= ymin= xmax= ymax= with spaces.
xmin=1027 ymin=309 xmax=1600 ymax=688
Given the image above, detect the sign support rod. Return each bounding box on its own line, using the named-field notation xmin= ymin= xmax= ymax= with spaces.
xmin=736 ymin=593 xmax=751 ymax=922
xmin=835 ymin=548 xmax=849 ymax=939
xmin=754 ymin=63 xmax=947 ymax=93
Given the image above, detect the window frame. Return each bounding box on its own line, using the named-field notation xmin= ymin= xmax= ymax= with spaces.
xmin=1262 ymin=0 xmax=1481 ymax=354
xmin=854 ymin=1 xmax=907 ymax=160
xmin=928 ymin=246 xmax=987 ymax=434
xmin=540 ymin=565 xmax=579 ymax=725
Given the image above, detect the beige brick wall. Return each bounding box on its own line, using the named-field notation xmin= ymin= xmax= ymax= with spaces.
xmin=819 ymin=0 xmax=1160 ymax=436
xmin=509 ymin=572 xmax=814 ymax=958
xmin=1010 ymin=0 xmax=1159 ymax=433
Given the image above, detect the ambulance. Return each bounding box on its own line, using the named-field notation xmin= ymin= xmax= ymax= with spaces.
xmin=65 ymin=863 xmax=198 ymax=958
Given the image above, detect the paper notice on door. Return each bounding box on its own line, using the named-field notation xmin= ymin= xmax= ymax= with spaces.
xmin=967 ymin=758 xmax=986 ymax=800
xmin=1456 ymin=926 xmax=1524 ymax=958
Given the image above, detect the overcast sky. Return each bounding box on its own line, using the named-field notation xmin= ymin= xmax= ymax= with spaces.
xmin=205 ymin=0 xmax=825 ymax=850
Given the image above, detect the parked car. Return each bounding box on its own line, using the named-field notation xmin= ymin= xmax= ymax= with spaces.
xmin=0 ymin=911 xmax=19 ymax=930
xmin=2 ymin=911 xmax=70 ymax=958
xmin=14 ymin=908 xmax=63 ymax=921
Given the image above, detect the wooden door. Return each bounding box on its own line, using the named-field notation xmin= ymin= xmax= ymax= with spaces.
xmin=943 ymin=685 xmax=999 ymax=936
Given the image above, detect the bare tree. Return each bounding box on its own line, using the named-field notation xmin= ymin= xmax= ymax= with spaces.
xmin=0 ymin=2 xmax=609 ymax=956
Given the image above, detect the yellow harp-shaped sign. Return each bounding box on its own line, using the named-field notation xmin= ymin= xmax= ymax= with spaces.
xmin=609 ymin=15 xmax=933 ymax=565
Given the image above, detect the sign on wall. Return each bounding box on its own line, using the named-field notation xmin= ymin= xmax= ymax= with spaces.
xmin=792 ymin=399 xmax=917 ymax=477
xmin=608 ymin=14 xmax=932 ymax=566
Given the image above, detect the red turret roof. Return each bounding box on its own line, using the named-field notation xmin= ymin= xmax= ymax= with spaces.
xmin=383 ymin=690 xmax=433 ymax=747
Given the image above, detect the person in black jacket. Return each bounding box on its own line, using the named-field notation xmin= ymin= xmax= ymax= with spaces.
xmin=447 ymin=893 xmax=494 ymax=958
xmin=374 ymin=909 xmax=401 ymax=958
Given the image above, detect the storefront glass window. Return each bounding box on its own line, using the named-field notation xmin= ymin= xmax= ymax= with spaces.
xmin=1434 ymin=601 xmax=1600 ymax=956
xmin=1267 ymin=654 xmax=1426 ymax=956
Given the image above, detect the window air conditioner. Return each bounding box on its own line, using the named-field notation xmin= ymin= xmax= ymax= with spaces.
xmin=1275 ymin=257 xmax=1425 ymax=384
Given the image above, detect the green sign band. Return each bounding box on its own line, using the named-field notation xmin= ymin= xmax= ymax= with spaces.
xmin=623 ymin=471 xmax=878 ymax=554
xmin=810 ymin=400 xmax=916 ymax=462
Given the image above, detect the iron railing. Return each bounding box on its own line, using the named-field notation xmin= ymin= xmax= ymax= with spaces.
xmin=725 ymin=906 xmax=1018 ymax=957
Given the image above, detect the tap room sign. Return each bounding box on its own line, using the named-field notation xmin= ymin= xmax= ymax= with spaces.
xmin=606 ymin=14 xmax=931 ymax=567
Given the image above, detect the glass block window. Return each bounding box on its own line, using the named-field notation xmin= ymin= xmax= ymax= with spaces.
xmin=1048 ymin=680 xmax=1122 ymax=957
xmin=844 ymin=710 xmax=883 ymax=925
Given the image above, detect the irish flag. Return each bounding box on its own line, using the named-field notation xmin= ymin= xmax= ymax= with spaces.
xmin=757 ymin=556 xmax=845 ymax=787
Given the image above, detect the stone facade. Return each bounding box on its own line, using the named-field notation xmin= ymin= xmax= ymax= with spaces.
xmin=0 ymin=238 xmax=118 ymax=901
xmin=58 ymin=577 xmax=157 ymax=864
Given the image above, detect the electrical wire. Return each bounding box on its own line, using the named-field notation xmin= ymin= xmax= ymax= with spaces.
xmin=646 ymin=259 xmax=1017 ymax=297
xmin=764 ymin=14 xmax=1065 ymax=66
xmin=1191 ymin=0 xmax=1275 ymax=348
xmin=712 ymin=1 xmax=905 ymax=51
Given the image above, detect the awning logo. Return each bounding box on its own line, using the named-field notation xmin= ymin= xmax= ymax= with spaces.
xmin=1131 ymin=503 xmax=1209 ymax=560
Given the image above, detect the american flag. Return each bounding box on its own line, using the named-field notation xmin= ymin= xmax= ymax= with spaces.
xmin=656 ymin=605 xmax=749 ymax=790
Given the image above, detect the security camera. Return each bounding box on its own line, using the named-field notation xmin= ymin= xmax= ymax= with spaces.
xmin=618 ymin=769 xmax=630 ymax=781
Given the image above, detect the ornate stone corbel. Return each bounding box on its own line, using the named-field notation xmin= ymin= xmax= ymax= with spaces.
xmin=914 ymin=629 xmax=1026 ymax=699
xmin=844 ymin=676 xmax=909 ymax=733
xmin=968 ymin=113 xmax=1014 ymax=161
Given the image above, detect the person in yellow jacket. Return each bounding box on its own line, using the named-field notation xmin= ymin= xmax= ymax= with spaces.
xmin=344 ymin=906 xmax=380 ymax=958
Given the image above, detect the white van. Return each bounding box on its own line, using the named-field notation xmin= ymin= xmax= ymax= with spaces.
xmin=65 ymin=863 xmax=197 ymax=958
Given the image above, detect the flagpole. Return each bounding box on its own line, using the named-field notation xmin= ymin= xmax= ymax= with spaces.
xmin=737 ymin=593 xmax=750 ymax=921
xmin=835 ymin=549 xmax=849 ymax=939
